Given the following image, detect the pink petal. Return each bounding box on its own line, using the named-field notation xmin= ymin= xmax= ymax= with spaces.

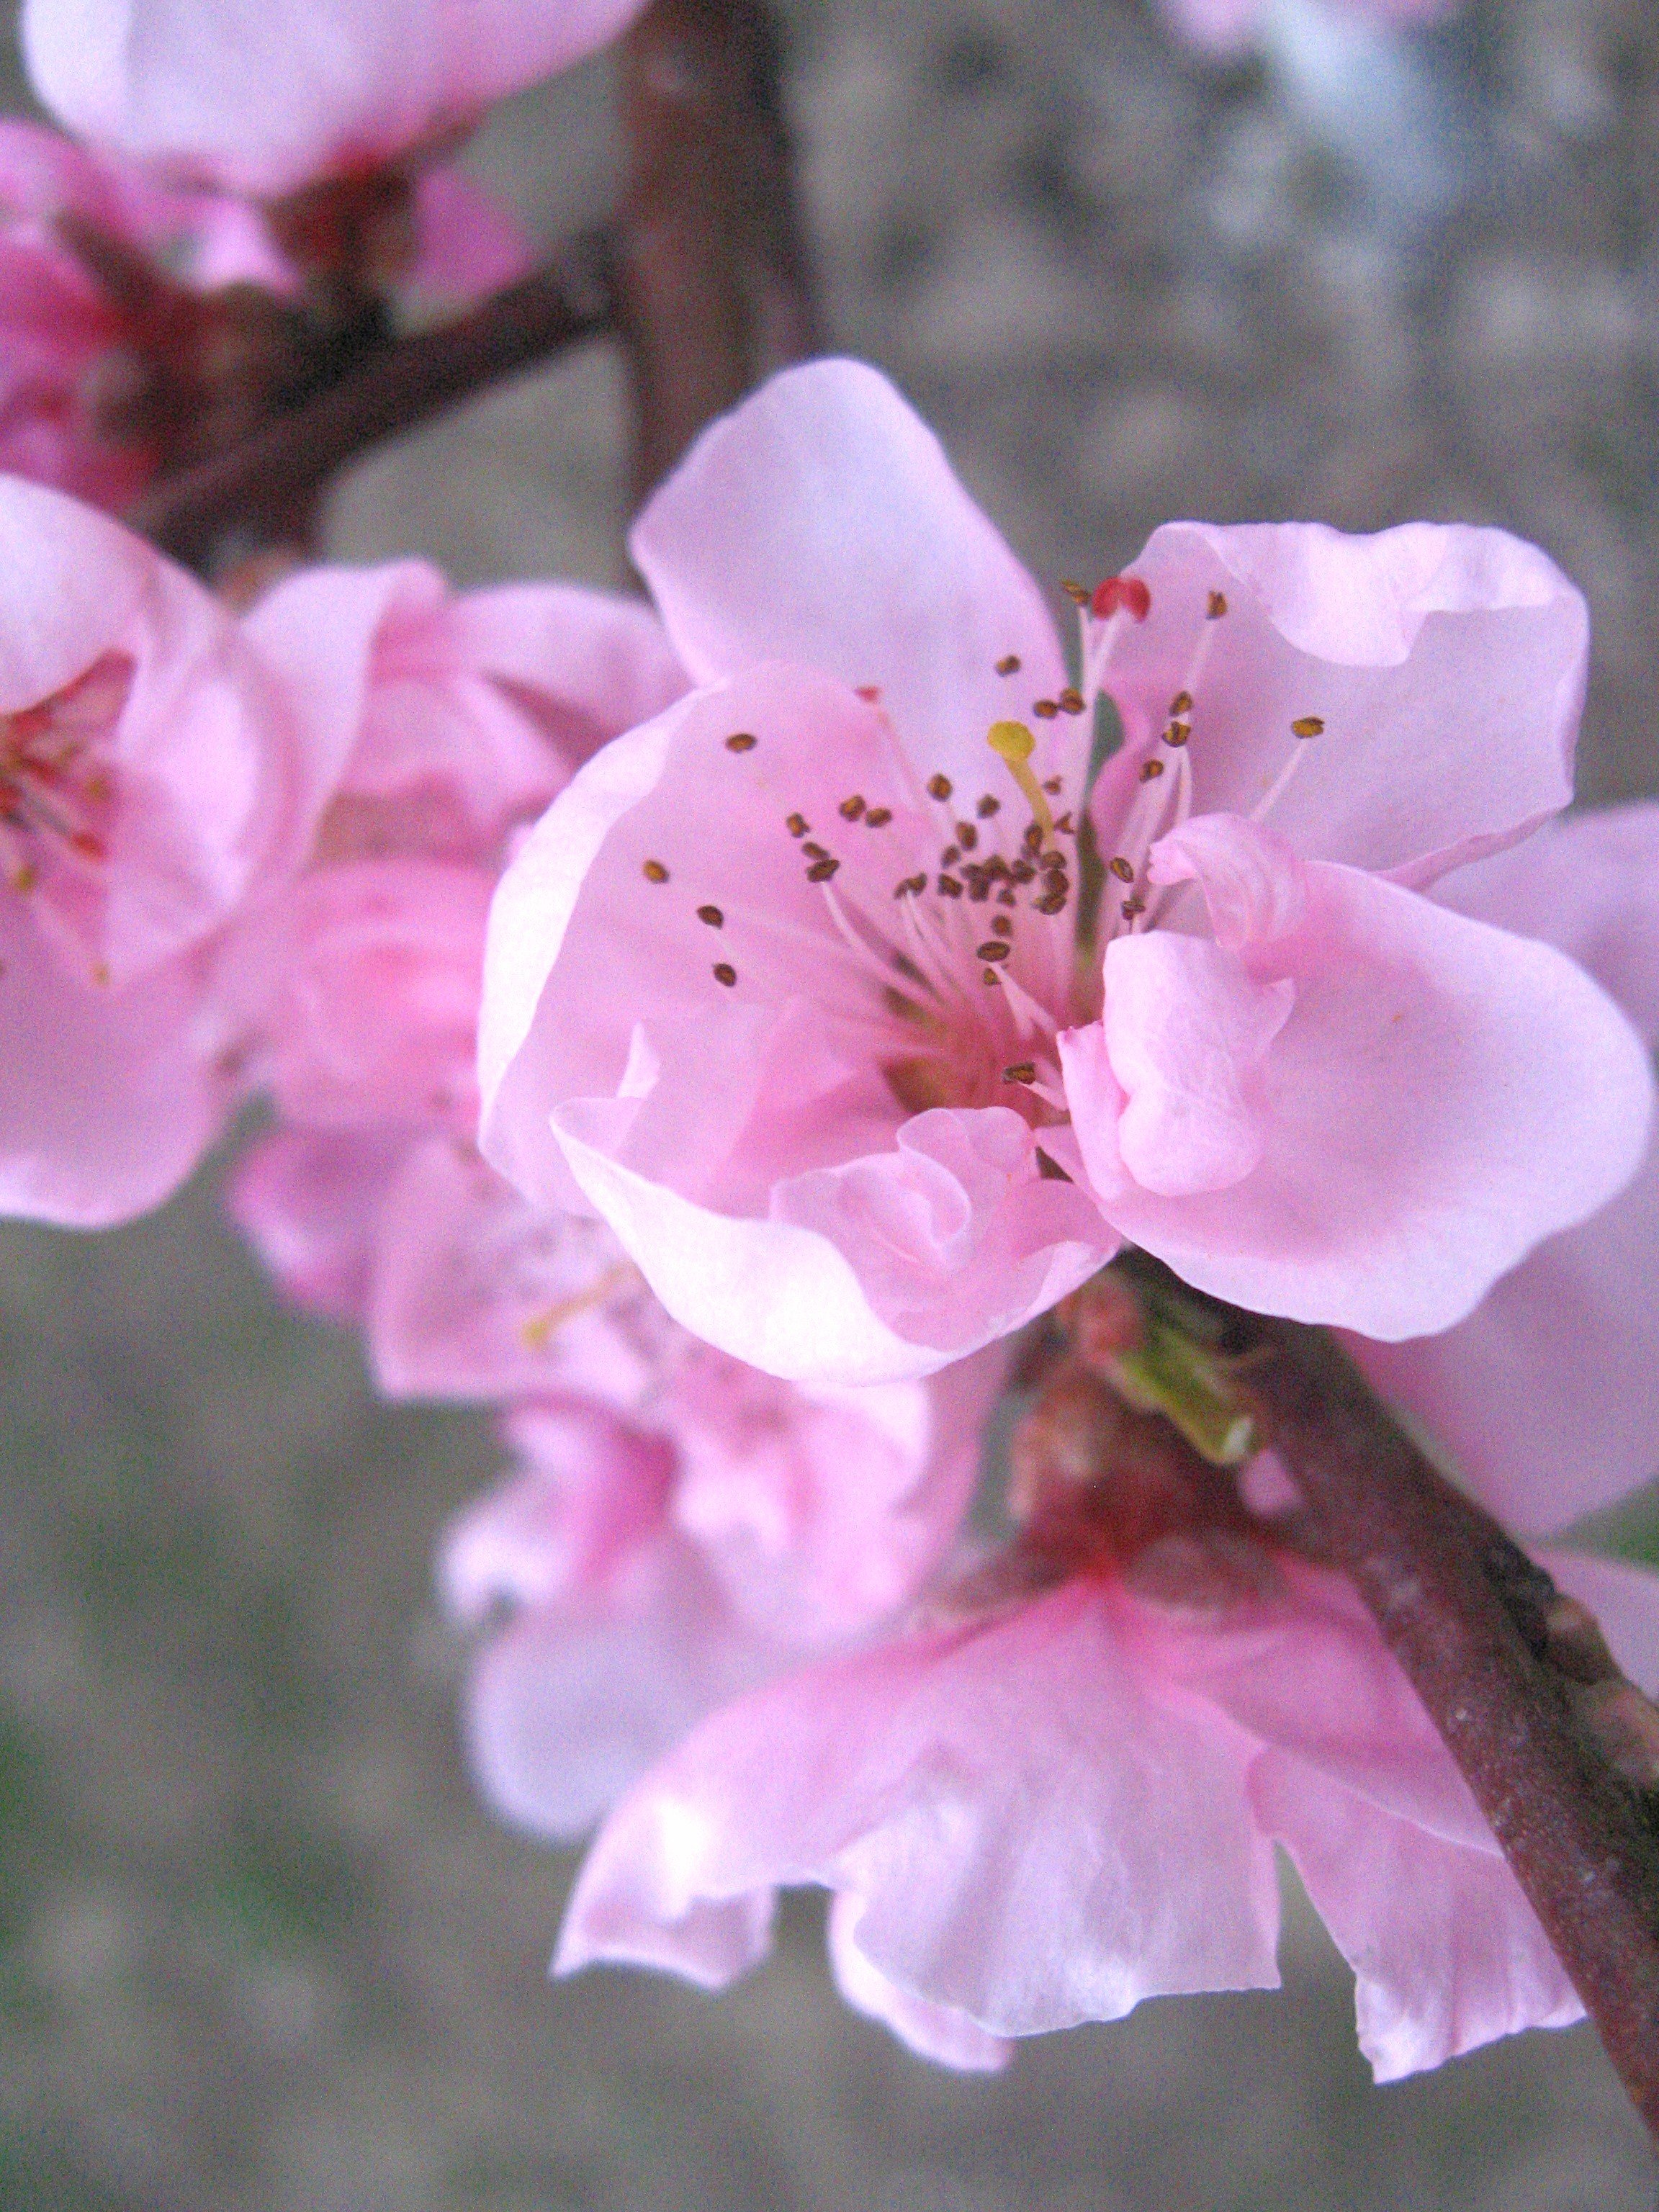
xmin=557 ymin=1585 xmax=1282 ymax=2035
xmin=630 ymin=359 xmax=1070 ymax=782
xmin=1061 ymin=817 xmax=1654 ymax=1339
xmin=225 ymin=1125 xmax=404 ymax=1322
xmin=1092 ymin=521 xmax=1583 ymax=886
xmin=23 ymin=0 xmax=653 ymax=198
xmin=827 ymin=1892 xmax=1012 ymax=2073
xmin=1251 ymin=1751 xmax=1581 ymax=2082
xmin=406 ymin=162 xmax=530 ymax=297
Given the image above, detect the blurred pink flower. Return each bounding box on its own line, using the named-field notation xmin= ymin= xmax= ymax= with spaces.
xmin=552 ymin=1426 xmax=1659 ymax=2082
xmin=1159 ymin=0 xmax=1457 ymax=64
xmin=439 ymin=1344 xmax=1002 ymax=1843
xmin=478 ymin=359 xmax=1650 ymax=1387
xmin=0 ymin=478 xmax=377 ymax=1225
xmin=22 ymin=0 xmax=652 ymax=201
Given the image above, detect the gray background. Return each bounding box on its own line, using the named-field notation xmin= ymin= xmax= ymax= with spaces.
xmin=4 ymin=1 xmax=1659 ymax=2206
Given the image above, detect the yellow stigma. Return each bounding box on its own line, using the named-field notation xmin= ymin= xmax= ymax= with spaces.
xmin=986 ymin=719 xmax=1053 ymax=838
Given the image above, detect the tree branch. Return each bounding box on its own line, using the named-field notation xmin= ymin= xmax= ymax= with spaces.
xmin=128 ymin=230 xmax=614 ymax=570
xmin=616 ymin=0 xmax=820 ymax=505
xmin=1110 ymin=1258 xmax=1659 ymax=2136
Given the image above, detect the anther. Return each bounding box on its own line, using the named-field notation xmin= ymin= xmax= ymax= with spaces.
xmin=806 ymin=858 xmax=840 ymax=883
xmin=1042 ymin=777 xmax=1063 ymax=793
xmin=992 ymin=914 xmax=1015 ymax=938
xmin=976 ymin=940 xmax=1011 ymax=963
xmin=1169 ymin=690 xmax=1193 ymax=714
xmin=938 ymin=874 xmax=963 ymax=897
xmin=786 ymin=813 xmax=809 ymax=837
xmin=1053 ymin=811 xmax=1074 ymax=835
xmin=642 ymin=859 xmax=670 ymax=883
xmin=927 ymin=773 xmax=953 ymax=801
xmin=697 ymin=904 xmax=724 ymax=927
xmin=866 ymin=807 xmax=892 ymax=827
xmin=855 ymin=685 xmax=881 ymax=702
xmin=1291 ymin=716 xmax=1324 ymax=739
xmin=1022 ymin=824 xmax=1045 ymax=854
xmin=1033 ymin=700 xmax=1058 ymax=720
xmin=894 ymin=873 xmax=927 ymax=898
xmin=940 ymin=845 xmax=960 ymax=866
xmin=956 ymin=822 xmax=979 ymax=851
xmin=1092 ymin=575 xmax=1151 ymax=621
xmin=725 ymin=732 xmax=757 ymax=752
xmin=1109 ymin=856 xmax=1136 ymax=884
xmin=1010 ymin=860 xmax=1035 ymax=884
xmin=982 ymin=967 xmax=1002 ymax=985
xmin=976 ymin=793 xmax=1000 ymax=817
xmin=1035 ymin=889 xmax=1068 ymax=915
xmin=1139 ymin=759 xmax=1165 ymax=781
xmin=988 ymin=720 xmax=1056 ymax=840
xmin=839 ymin=795 xmax=866 ymax=821
xmin=1004 ymin=1061 xmax=1038 ymax=1083
xmin=967 ymin=878 xmax=992 ymax=903
xmin=995 ymin=653 xmax=1022 ymax=675
xmin=713 ymin=962 xmax=737 ymax=986
xmin=801 ymin=842 xmax=830 ymax=860
xmin=1163 ymin=721 xmax=1190 ymax=747
xmin=1207 ymin=591 xmax=1228 ymax=619
xmin=1058 ymin=688 xmax=1086 ymax=715
xmin=997 ymin=886 xmax=1018 ymax=906
xmin=1061 ymin=580 xmax=1090 ymax=606
xmin=1120 ymin=896 xmax=1146 ymax=920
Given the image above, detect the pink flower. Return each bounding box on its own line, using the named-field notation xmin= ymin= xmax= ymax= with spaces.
xmin=0 ymin=477 xmax=373 ymax=1225
xmin=22 ymin=0 xmax=653 ymax=202
xmin=1160 ymin=0 xmax=1457 ymax=64
xmin=479 ymin=359 xmax=1651 ymax=1385
xmin=439 ymin=1344 xmax=1001 ymax=1842
xmin=552 ymin=1388 xmax=1659 ymax=2081
xmin=1350 ymin=803 xmax=1659 ymax=1534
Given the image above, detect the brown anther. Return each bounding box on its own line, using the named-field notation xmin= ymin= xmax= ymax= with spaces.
xmin=1010 ymin=860 xmax=1036 ymax=884
xmin=1207 ymin=591 xmax=1228 ymax=619
xmin=956 ymin=822 xmax=979 ymax=851
xmin=642 ymin=859 xmax=670 ymax=884
xmin=1291 ymin=716 xmax=1325 ymax=739
xmin=1038 ymin=850 xmax=1065 ymax=872
xmin=967 ymin=878 xmax=992 ymax=904
xmin=786 ymin=812 xmax=809 ymax=837
xmin=992 ymin=914 xmax=1015 ymax=937
xmin=1058 ymin=687 xmax=1086 ymax=715
xmin=981 ymin=966 xmax=1002 ymax=984
xmin=1169 ymin=690 xmax=1193 ymax=714
xmin=1109 ymin=856 xmax=1136 ymax=884
xmin=1139 ymin=759 xmax=1165 ymax=781
xmin=977 ymin=793 xmax=1001 ymax=818
xmin=724 ymin=732 xmax=758 ymax=752
xmin=712 ymin=962 xmax=737 ymax=986
xmin=1163 ymin=721 xmax=1190 ymax=747
xmin=995 ymin=653 xmax=1022 ymax=675
xmin=1003 ymin=1061 xmax=1038 ymax=1084
xmin=938 ymin=873 xmax=963 ymax=897
xmin=893 ymin=873 xmax=927 ymax=898
xmin=1033 ymin=699 xmax=1058 ymax=720
xmin=940 ymin=845 xmax=960 ymax=866
xmin=1043 ymin=777 xmax=1064 ymax=794
xmin=976 ymin=939 xmax=1012 ymax=962
xmin=1060 ymin=580 xmax=1090 ymax=606
xmin=927 ymin=773 xmax=953 ymax=801
xmin=997 ymin=886 xmax=1018 ymax=906
xmin=1035 ymin=889 xmax=1068 ymax=915
xmin=1053 ymin=812 xmax=1074 ymax=835
xmin=1022 ymin=823 xmax=1045 ymax=853
xmin=806 ymin=857 xmax=840 ymax=883
xmin=1120 ymin=895 xmax=1146 ymax=920
xmin=696 ymin=904 xmax=724 ymax=928
xmin=801 ymin=841 xmax=830 ymax=860
xmin=839 ymin=793 xmax=866 ymax=820
xmin=855 ymin=684 xmax=881 ymax=702
xmin=984 ymin=854 xmax=1010 ymax=879
xmin=865 ymin=807 xmax=893 ymax=827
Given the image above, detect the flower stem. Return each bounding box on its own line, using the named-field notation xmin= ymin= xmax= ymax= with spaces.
xmin=1113 ymin=1251 xmax=1659 ymax=2136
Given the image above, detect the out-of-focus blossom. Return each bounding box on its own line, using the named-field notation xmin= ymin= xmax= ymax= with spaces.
xmin=0 ymin=476 xmax=373 ymax=1224
xmin=478 ymin=359 xmax=1650 ymax=1388
xmin=1159 ymin=0 xmax=1456 ymax=66
xmin=1352 ymin=804 xmax=1659 ymax=1532
xmin=553 ymin=1363 xmax=1659 ymax=2082
xmin=22 ymin=0 xmax=652 ymax=201
xmin=439 ymin=1341 xmax=1002 ymax=1842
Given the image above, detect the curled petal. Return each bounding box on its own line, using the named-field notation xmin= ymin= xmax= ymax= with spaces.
xmin=827 ymin=1892 xmax=1012 ymax=2073
xmin=225 ymin=1125 xmax=404 ymax=1322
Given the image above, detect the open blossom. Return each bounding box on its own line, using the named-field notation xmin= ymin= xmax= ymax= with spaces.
xmin=552 ymin=1339 xmax=1659 ymax=2082
xmin=22 ymin=0 xmax=652 ymax=202
xmin=0 ymin=477 xmax=382 ymax=1226
xmin=479 ymin=359 xmax=1651 ymax=1386
xmin=1350 ymin=802 xmax=1659 ymax=1535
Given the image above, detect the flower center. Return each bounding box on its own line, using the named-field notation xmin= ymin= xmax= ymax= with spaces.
xmin=0 ymin=650 xmax=133 ymax=979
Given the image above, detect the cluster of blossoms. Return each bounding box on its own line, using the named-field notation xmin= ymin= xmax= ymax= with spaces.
xmin=1 ymin=0 xmax=1655 ymax=2103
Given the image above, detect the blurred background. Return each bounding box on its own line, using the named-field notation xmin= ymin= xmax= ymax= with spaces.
xmin=3 ymin=1 xmax=1659 ymax=2205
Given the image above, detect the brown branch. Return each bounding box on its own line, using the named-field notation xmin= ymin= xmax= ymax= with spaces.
xmin=1108 ymin=1258 xmax=1659 ymax=2136
xmin=616 ymin=0 xmax=820 ymax=506
xmin=128 ymin=230 xmax=614 ymax=571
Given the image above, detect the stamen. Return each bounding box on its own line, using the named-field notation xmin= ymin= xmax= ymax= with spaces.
xmin=938 ymin=874 xmax=963 ymax=897
xmin=855 ymin=685 xmax=881 ymax=703
xmin=1207 ymin=591 xmax=1228 ymax=620
xmin=1291 ymin=716 xmax=1324 ymax=738
xmin=976 ymin=794 xmax=1000 ymax=817
xmin=1061 ymin=580 xmax=1090 ymax=606
xmin=992 ymin=914 xmax=1014 ymax=938
xmin=713 ymin=963 xmax=737 ymax=986
xmin=1092 ymin=575 xmax=1151 ymax=621
xmin=806 ymin=858 xmax=840 ymax=883
xmin=995 ymin=654 xmax=1022 ymax=675
xmin=976 ymin=940 xmax=1012 ymax=963
xmin=642 ymin=859 xmax=670 ymax=883
xmin=927 ymin=773 xmax=953 ymax=801
xmin=1139 ymin=759 xmax=1165 ymax=781
xmin=987 ymin=720 xmax=1056 ymax=840
xmin=1004 ymin=1062 xmax=1037 ymax=1084
xmin=725 ymin=732 xmax=758 ymax=752
xmin=786 ymin=813 xmax=809 ymax=837
xmin=1058 ymin=688 xmax=1086 ymax=716
xmin=696 ymin=904 xmax=724 ymax=927
xmin=1033 ymin=700 xmax=1058 ymax=721
xmin=956 ymin=822 xmax=979 ymax=852
xmin=866 ymin=807 xmax=893 ymax=827
xmin=801 ymin=842 xmax=830 ymax=860
xmin=839 ymin=794 xmax=866 ymax=820
xmin=1109 ymin=857 xmax=1136 ymax=884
